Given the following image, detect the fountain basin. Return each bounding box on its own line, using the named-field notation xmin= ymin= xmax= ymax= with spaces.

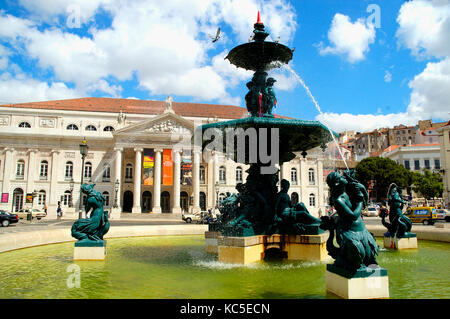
xmin=198 ymin=117 xmax=338 ymax=163
xmin=0 ymin=235 xmax=449 ymax=299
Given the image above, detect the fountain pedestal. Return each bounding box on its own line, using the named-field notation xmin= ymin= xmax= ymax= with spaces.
xmin=73 ymin=240 xmax=107 ymax=261
xmin=383 ymin=232 xmax=418 ymax=249
xmin=326 ymin=264 xmax=389 ymax=299
xmin=215 ymin=233 xmax=329 ymax=264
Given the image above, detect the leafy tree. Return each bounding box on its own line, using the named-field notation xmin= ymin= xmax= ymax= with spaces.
xmin=411 ymin=169 xmax=443 ymax=199
xmin=355 ymin=157 xmax=413 ymax=201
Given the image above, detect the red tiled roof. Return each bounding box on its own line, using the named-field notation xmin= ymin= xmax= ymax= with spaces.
xmin=0 ymin=97 xmax=291 ymax=119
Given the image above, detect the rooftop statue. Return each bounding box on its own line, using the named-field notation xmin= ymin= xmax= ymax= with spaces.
xmin=71 ymin=184 xmax=110 ymax=243
xmin=321 ymin=171 xmax=379 ymax=274
xmin=380 ymin=184 xmax=413 ymax=239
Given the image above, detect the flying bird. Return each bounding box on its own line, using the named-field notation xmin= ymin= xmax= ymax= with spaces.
xmin=209 ymin=28 xmax=221 ymax=43
xmin=291 ymin=47 xmax=296 ymax=53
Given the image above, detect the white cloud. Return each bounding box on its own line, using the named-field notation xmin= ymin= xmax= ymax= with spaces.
xmin=0 ymin=0 xmax=297 ymax=105
xmin=315 ymin=112 xmax=419 ymax=133
xmin=396 ymin=0 xmax=450 ymax=122
xmin=319 ymin=13 xmax=376 ymax=63
xmin=396 ymin=0 xmax=450 ymax=58
xmin=384 ymin=70 xmax=392 ymax=83
xmin=0 ymin=72 xmax=80 ymax=104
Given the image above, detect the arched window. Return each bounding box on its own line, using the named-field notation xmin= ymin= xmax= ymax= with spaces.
xmin=200 ymin=166 xmax=206 ymax=184
xmin=102 ymin=164 xmax=111 ymax=181
xmin=18 ymin=122 xmax=31 ymax=128
xmin=308 ymin=168 xmax=315 ymax=185
xmin=63 ymin=190 xmax=72 ymax=207
xmin=125 ymin=163 xmax=133 ymax=180
xmin=37 ymin=190 xmax=46 ymax=206
xmin=291 ymin=192 xmax=299 ymax=205
xmin=309 ymin=193 xmax=316 ymax=207
xmin=65 ymin=161 xmax=73 ymax=179
xmin=85 ymin=125 xmax=97 ymax=131
xmin=84 ymin=162 xmax=92 ymax=179
xmin=290 ymin=168 xmax=298 ymax=185
xmin=219 ymin=166 xmax=226 ymax=184
xmin=103 ymin=126 xmax=115 ymax=132
xmin=16 ymin=160 xmax=25 ymax=179
xmin=235 ymin=166 xmax=243 ymax=183
xmin=102 ymin=191 xmax=110 ymax=207
xmin=39 ymin=160 xmax=48 ymax=179
xmin=66 ymin=124 xmax=79 ymax=130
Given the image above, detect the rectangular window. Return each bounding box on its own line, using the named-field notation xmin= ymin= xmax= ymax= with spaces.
xmin=414 ymin=160 xmax=420 ymax=170
xmin=424 ymin=159 xmax=430 ymax=170
xmin=435 ymin=159 xmax=440 ymax=169
xmin=200 ymin=167 xmax=206 ymax=184
xmin=404 ymin=160 xmax=410 ymax=170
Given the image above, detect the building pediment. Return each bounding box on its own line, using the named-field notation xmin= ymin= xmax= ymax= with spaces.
xmin=114 ymin=112 xmax=194 ymax=137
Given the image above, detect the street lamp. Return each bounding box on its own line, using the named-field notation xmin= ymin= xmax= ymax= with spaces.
xmin=69 ymin=178 xmax=74 ymax=208
xmin=113 ymin=179 xmax=119 ymax=208
xmin=79 ymin=138 xmax=89 ymax=219
xmin=214 ymin=181 xmax=220 ymax=209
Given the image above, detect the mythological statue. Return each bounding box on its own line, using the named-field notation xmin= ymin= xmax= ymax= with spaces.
xmin=270 ymin=179 xmax=322 ymax=235
xmin=380 ymin=184 xmax=413 ymax=239
xmin=263 ymin=77 xmax=277 ymax=116
xmin=321 ymin=171 xmax=379 ymax=274
xmin=71 ymin=184 xmax=110 ymax=243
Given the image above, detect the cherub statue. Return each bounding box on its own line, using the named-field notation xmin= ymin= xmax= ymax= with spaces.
xmin=263 ymin=77 xmax=277 ymax=116
xmin=71 ymin=184 xmax=110 ymax=243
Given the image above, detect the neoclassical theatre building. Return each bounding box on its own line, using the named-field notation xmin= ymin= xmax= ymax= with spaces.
xmin=0 ymin=97 xmax=327 ymax=219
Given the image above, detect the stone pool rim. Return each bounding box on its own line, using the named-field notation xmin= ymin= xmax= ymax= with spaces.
xmin=0 ymin=224 xmax=448 ymax=254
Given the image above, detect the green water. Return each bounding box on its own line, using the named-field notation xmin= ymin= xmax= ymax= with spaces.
xmin=0 ymin=235 xmax=448 ymax=299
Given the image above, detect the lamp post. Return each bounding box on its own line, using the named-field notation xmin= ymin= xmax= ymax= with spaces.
xmin=113 ymin=178 xmax=119 ymax=208
xmin=214 ymin=181 xmax=220 ymax=209
xmin=69 ymin=178 xmax=74 ymax=208
xmin=79 ymin=139 xmax=89 ymax=219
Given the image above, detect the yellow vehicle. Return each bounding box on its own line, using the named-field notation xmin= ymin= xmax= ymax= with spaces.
xmin=404 ymin=207 xmax=438 ymax=225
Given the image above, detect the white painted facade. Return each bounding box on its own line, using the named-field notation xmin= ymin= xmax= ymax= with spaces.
xmin=0 ymin=100 xmax=326 ymax=219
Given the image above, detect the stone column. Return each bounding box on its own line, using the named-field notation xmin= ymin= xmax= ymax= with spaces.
xmin=132 ymin=148 xmax=143 ymax=213
xmin=1 ymin=148 xmax=14 ymax=209
xmin=26 ymin=149 xmax=38 ymax=208
xmin=48 ymin=150 xmax=60 ymax=219
xmin=192 ymin=149 xmax=201 ymax=213
xmin=172 ymin=149 xmax=181 ymax=214
xmin=152 ymin=148 xmax=163 ymax=213
xmin=110 ymin=147 xmax=123 ymax=219
xmin=299 ymin=158 xmax=307 ymax=204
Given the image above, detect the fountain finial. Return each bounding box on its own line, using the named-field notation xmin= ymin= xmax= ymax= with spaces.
xmin=256 ymin=11 xmax=263 ymax=24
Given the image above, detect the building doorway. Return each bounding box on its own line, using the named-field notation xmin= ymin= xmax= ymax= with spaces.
xmin=142 ymin=191 xmax=152 ymax=213
xmin=180 ymin=191 xmax=189 ymax=212
xmin=161 ymin=191 xmax=170 ymax=213
xmin=200 ymin=192 xmax=206 ymax=211
xmin=12 ymin=188 xmax=24 ymax=212
xmin=123 ymin=190 xmax=133 ymax=212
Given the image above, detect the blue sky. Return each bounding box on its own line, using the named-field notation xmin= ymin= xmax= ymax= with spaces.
xmin=0 ymin=0 xmax=449 ymax=132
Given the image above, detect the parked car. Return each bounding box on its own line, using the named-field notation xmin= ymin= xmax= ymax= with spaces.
xmin=0 ymin=210 xmax=19 ymax=227
xmin=435 ymin=208 xmax=450 ymax=222
xmin=404 ymin=207 xmax=438 ymax=225
xmin=16 ymin=208 xmax=47 ymax=220
xmin=181 ymin=211 xmax=202 ymax=224
xmin=363 ymin=206 xmax=380 ymax=217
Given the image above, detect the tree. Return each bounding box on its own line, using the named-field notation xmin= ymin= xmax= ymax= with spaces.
xmin=355 ymin=157 xmax=413 ymax=202
xmin=411 ymin=169 xmax=443 ymax=200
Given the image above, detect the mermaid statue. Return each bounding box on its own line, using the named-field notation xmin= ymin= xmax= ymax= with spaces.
xmin=321 ymin=171 xmax=379 ymax=275
xmin=380 ymin=184 xmax=413 ymax=240
xmin=71 ymin=184 xmax=110 ymax=243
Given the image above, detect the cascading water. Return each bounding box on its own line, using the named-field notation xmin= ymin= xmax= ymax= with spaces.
xmin=282 ymin=64 xmax=349 ymax=170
